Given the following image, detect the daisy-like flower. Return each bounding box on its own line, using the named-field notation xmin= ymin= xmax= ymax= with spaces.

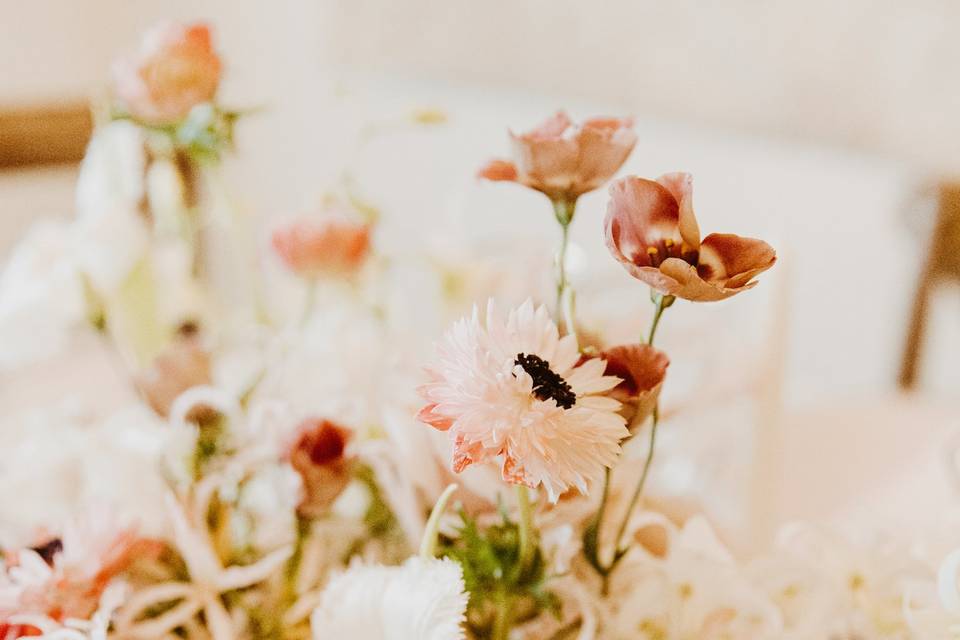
xmin=478 ymin=111 xmax=636 ymax=204
xmin=417 ymin=300 xmax=628 ymax=502
xmin=604 ymin=173 xmax=776 ymax=302
xmin=311 ymin=557 xmax=468 ymax=640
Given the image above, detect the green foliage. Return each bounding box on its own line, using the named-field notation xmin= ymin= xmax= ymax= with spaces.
xmin=439 ymin=510 xmax=561 ymax=638
xmin=111 ymin=103 xmax=249 ymax=164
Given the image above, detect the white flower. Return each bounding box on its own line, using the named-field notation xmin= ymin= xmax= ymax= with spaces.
xmin=418 ymin=299 xmax=627 ymax=501
xmin=0 ymin=221 xmax=86 ymax=371
xmin=311 ymin=557 xmax=467 ymax=640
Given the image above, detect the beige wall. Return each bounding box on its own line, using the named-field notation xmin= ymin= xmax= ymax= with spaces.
xmin=3 ymin=1 xmax=959 ymax=171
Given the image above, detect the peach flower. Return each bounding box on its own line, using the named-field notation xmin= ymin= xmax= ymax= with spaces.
xmin=271 ymin=217 xmax=371 ymax=279
xmin=604 ymin=173 xmax=776 ymax=302
xmin=284 ymin=418 xmax=354 ymax=519
xmin=113 ymin=22 xmax=222 ymax=125
xmin=135 ymin=330 xmax=212 ymax=418
xmin=601 ymin=343 xmax=669 ymax=430
xmin=478 ymin=111 xmax=637 ymax=203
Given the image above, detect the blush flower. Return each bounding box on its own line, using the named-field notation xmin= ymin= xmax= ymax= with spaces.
xmin=135 ymin=329 xmax=212 ymax=418
xmin=478 ymin=111 xmax=637 ymax=203
xmin=604 ymin=173 xmax=776 ymax=301
xmin=417 ymin=300 xmax=628 ymax=502
xmin=113 ymin=22 xmax=222 ymax=125
xmin=283 ymin=418 xmax=354 ymax=519
xmin=271 ymin=217 xmax=371 ymax=279
xmin=601 ymin=343 xmax=669 ymax=430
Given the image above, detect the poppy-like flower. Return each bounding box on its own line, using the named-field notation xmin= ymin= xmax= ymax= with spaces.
xmin=311 ymin=557 xmax=468 ymax=640
xmin=604 ymin=174 xmax=776 ymax=301
xmin=601 ymin=343 xmax=669 ymax=430
xmin=478 ymin=111 xmax=637 ymax=203
xmin=271 ymin=217 xmax=371 ymax=279
xmin=135 ymin=330 xmax=212 ymax=418
xmin=0 ymin=514 xmax=159 ymax=626
xmin=113 ymin=22 xmax=222 ymax=125
xmin=283 ymin=418 xmax=354 ymax=519
xmin=417 ymin=300 xmax=628 ymax=502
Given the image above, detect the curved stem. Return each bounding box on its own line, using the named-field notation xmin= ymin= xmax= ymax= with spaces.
xmin=419 ymin=483 xmax=459 ymax=559
xmin=516 ymin=485 xmax=536 ymax=576
xmin=646 ymin=294 xmax=670 ymax=345
xmin=612 ymin=407 xmax=659 ymax=556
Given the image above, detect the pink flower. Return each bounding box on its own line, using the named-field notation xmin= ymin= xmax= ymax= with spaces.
xmin=113 ymin=22 xmax=222 ymax=125
xmin=271 ymin=217 xmax=372 ymax=279
xmin=478 ymin=111 xmax=637 ymax=202
xmin=418 ymin=300 xmax=628 ymax=502
xmin=604 ymin=174 xmax=776 ymax=302
xmin=0 ymin=514 xmax=161 ymax=625
xmin=283 ymin=418 xmax=354 ymax=518
xmin=601 ymin=343 xmax=669 ymax=430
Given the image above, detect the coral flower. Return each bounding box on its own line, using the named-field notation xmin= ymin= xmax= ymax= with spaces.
xmin=283 ymin=418 xmax=354 ymax=519
xmin=271 ymin=217 xmax=371 ymax=279
xmin=418 ymin=300 xmax=628 ymax=502
xmin=604 ymin=173 xmax=776 ymax=301
xmin=601 ymin=343 xmax=669 ymax=430
xmin=113 ymin=22 xmax=222 ymax=125
xmin=478 ymin=111 xmax=637 ymax=203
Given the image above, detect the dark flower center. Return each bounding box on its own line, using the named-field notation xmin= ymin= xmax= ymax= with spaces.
xmin=514 ymin=353 xmax=576 ymax=409
xmin=30 ymin=538 xmax=63 ymax=565
xmin=639 ymin=237 xmax=699 ymax=269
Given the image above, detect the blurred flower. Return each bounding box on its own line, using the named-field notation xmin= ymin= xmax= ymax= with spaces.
xmin=271 ymin=216 xmax=371 ymax=279
xmin=479 ymin=111 xmax=636 ymax=203
xmin=0 ymin=222 xmax=86 ymax=372
xmin=135 ymin=329 xmax=212 ymax=418
xmin=0 ymin=512 xmax=158 ymax=625
xmin=311 ymin=557 xmax=467 ymax=640
xmin=113 ymin=22 xmax=222 ymax=125
xmin=418 ymin=300 xmax=627 ymax=502
xmin=604 ymin=174 xmax=776 ymax=301
xmin=283 ymin=418 xmax=354 ymax=519
xmin=601 ymin=343 xmax=669 ymax=430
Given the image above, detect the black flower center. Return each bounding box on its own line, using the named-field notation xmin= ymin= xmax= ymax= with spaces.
xmin=514 ymin=353 xmax=576 ymax=409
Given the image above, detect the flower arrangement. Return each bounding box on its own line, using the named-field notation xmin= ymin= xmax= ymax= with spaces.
xmin=0 ymin=20 xmax=958 ymax=640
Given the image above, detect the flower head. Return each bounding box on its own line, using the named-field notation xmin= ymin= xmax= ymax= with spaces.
xmin=479 ymin=111 xmax=636 ymax=203
xmin=601 ymin=343 xmax=669 ymax=430
xmin=311 ymin=557 xmax=468 ymax=640
xmin=283 ymin=418 xmax=354 ymax=519
xmin=113 ymin=21 xmax=222 ymax=125
xmin=418 ymin=300 xmax=628 ymax=502
xmin=135 ymin=328 xmax=212 ymax=418
xmin=271 ymin=216 xmax=371 ymax=279
xmin=604 ymin=174 xmax=776 ymax=301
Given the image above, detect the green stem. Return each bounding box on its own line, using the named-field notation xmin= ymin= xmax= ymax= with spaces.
xmin=646 ymin=293 xmax=671 ymax=345
xmin=419 ymin=483 xmax=459 ymax=559
xmin=612 ymin=407 xmax=659 ymax=556
xmin=516 ymin=485 xmax=536 ymax=576
xmin=491 ymin=590 xmax=514 ymax=640
xmin=283 ymin=515 xmax=311 ymax=605
xmin=552 ymin=199 xmax=577 ymax=336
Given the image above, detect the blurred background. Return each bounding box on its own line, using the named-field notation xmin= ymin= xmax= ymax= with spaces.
xmin=2 ymin=0 xmax=959 ymax=542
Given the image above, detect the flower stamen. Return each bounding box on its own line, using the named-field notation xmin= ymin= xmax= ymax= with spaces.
xmin=514 ymin=353 xmax=576 ymax=409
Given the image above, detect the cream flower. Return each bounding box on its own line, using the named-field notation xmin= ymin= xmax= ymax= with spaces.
xmin=311 ymin=557 xmax=467 ymax=640
xmin=418 ymin=300 xmax=627 ymax=502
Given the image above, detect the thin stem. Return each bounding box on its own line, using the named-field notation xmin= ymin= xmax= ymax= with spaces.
xmin=516 ymin=485 xmax=536 ymax=576
xmin=283 ymin=515 xmax=311 ymax=605
xmin=552 ymin=198 xmax=577 ymax=337
xmin=612 ymin=407 xmax=659 ymax=556
xmin=419 ymin=483 xmax=459 ymax=559
xmin=646 ymin=294 xmax=669 ymax=345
